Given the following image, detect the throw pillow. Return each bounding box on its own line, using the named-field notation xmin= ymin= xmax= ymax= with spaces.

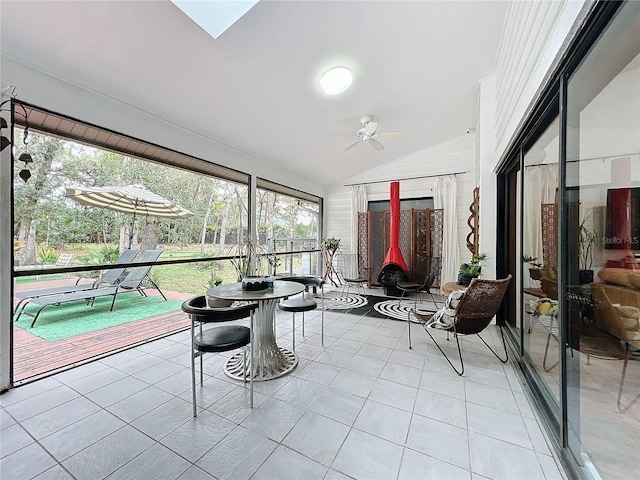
xmin=627 ymin=273 xmax=640 ymax=290
xmin=429 ymin=289 xmax=465 ymax=327
xmin=598 ymin=268 xmax=634 ymax=288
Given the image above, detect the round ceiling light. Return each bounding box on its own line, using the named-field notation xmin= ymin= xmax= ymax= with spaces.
xmin=320 ymin=66 xmax=352 ymax=95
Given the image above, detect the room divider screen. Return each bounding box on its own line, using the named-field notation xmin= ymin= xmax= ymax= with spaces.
xmin=356 ymin=209 xmax=443 ymax=287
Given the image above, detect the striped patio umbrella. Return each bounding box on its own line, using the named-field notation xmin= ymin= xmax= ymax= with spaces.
xmin=65 ymin=184 xmax=194 ymax=247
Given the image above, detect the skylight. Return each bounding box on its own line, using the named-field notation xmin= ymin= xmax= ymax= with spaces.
xmin=171 ymin=0 xmax=259 ymax=39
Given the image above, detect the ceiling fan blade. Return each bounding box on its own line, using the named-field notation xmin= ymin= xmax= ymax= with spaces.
xmin=369 ymin=138 xmax=384 ymax=151
xmin=342 ymin=140 xmax=361 ymax=152
xmin=378 ymin=130 xmax=404 ymax=138
xmin=364 ymin=121 xmax=378 ymax=136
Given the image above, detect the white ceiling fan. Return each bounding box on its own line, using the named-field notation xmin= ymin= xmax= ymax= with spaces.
xmin=342 ymin=115 xmax=403 ymax=152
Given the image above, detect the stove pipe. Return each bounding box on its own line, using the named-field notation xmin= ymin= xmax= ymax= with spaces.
xmin=376 ymin=182 xmax=411 ymax=294
xmin=382 ymin=181 xmax=409 ymax=272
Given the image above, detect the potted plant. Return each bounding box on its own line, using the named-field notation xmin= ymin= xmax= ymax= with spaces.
xmin=207 ymin=271 xmax=223 ymax=288
xmin=458 ymin=253 xmax=487 ymax=286
xmin=321 ymin=237 xmax=341 ymax=286
xmin=523 ymin=254 xmax=543 ymax=281
xmin=539 ymin=266 xmax=558 ymax=299
xmin=231 ymin=239 xmax=267 ymax=282
xmin=579 ymin=217 xmax=598 ymax=284
xmin=540 ymin=266 xmax=557 ymax=280
xmin=322 ymin=237 xmax=341 ymax=254
xmin=267 ymin=253 xmax=282 ymax=276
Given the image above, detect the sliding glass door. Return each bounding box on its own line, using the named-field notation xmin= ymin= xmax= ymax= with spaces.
xmin=500 ymin=3 xmax=639 ymax=479
xmin=521 ymin=117 xmax=561 ymax=421
xmin=564 ymin=2 xmax=640 ymax=478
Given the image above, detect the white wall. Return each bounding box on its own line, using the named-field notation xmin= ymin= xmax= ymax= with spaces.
xmin=477 ymin=75 xmax=499 ymax=280
xmin=493 ymin=0 xmax=591 ymax=161
xmin=477 ymin=0 xmax=592 ymax=282
xmin=324 ymin=134 xmax=476 ymax=268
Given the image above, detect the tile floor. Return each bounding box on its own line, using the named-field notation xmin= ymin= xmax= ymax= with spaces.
xmin=1 ymin=288 xmax=567 ymax=480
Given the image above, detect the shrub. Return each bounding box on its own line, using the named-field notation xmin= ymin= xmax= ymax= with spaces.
xmin=79 ymin=246 xmax=120 ymax=265
xmin=36 ymin=244 xmax=58 ymax=264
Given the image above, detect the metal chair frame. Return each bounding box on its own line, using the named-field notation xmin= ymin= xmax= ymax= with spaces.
xmin=338 ymin=253 xmax=368 ymax=297
xmin=397 ymin=257 xmax=442 ymax=310
xmin=409 ymin=275 xmax=512 ymax=376
xmin=182 ymin=296 xmax=257 ymax=416
xmin=278 ymin=276 xmax=325 ymax=349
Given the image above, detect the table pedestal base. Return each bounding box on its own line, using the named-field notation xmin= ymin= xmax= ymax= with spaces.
xmin=224 ymin=347 xmax=298 ymax=382
xmin=223 ymin=296 xmax=299 ymax=381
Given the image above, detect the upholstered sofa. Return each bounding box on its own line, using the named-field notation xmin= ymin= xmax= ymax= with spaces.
xmin=590 ymin=268 xmax=640 ymax=349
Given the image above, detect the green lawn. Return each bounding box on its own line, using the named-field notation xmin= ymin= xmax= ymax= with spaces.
xmin=151 ymin=261 xmax=238 ymax=295
xmin=18 ymin=243 xmax=308 ymax=296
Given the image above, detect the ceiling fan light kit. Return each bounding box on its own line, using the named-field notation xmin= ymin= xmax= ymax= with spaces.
xmin=342 ymin=115 xmax=403 ymax=152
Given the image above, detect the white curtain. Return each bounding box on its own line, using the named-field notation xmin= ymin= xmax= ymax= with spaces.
xmin=434 ymin=175 xmax=460 ymax=285
xmin=350 ymin=185 xmax=367 ymax=253
xmin=524 ymin=165 xmax=558 ymax=262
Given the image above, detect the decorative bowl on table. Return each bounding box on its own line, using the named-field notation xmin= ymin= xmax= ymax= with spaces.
xmin=242 ymin=276 xmax=269 ymax=291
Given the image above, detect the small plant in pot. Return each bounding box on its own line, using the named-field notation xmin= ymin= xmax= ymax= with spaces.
xmin=204 ymin=262 xmax=233 ymax=307
xmin=523 ymin=254 xmax=544 ymax=281
xmin=458 ymin=253 xmax=487 ymax=286
xmin=321 ymin=237 xmax=342 ymax=286
xmin=579 ymin=217 xmax=598 ymax=284
xmin=322 ymin=237 xmax=341 ymax=254
xmin=207 ymin=272 xmax=223 ymax=288
xmin=267 ymin=253 xmax=282 ymax=276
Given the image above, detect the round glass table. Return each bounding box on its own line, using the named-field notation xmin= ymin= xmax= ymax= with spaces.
xmin=207 ymin=280 xmax=305 ymax=381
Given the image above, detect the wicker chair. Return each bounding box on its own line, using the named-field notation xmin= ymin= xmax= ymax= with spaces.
xmin=409 ymin=275 xmax=512 ymax=376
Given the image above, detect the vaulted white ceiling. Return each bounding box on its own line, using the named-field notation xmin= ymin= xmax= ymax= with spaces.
xmin=1 ymin=1 xmax=507 ymax=187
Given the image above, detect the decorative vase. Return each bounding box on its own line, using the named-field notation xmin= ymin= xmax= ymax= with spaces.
xmin=579 ymin=269 xmax=594 ymax=285
xmin=529 ymin=268 xmax=542 ymax=281
xmin=242 ymin=275 xmax=269 ymax=291
xmin=458 ymin=273 xmax=475 ymax=286
xmin=207 ymin=297 xmax=233 ymax=308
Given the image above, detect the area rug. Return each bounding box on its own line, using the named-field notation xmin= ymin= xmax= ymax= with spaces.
xmin=16 ymin=295 xmax=183 ymax=342
xmin=323 ymin=293 xmax=439 ymax=321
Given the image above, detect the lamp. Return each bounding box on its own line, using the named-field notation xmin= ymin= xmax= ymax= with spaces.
xmin=320 ymin=66 xmax=352 ymax=95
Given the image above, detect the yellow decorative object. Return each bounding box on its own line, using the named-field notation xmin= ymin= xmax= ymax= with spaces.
xmin=538 ymin=302 xmax=552 ymax=315
xmin=534 ymin=298 xmax=558 ymax=317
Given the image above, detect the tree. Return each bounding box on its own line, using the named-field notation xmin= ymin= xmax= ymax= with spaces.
xmin=257 ymin=189 xmax=276 ymax=250
xmin=139 ymin=218 xmax=159 ymax=253
xmin=216 ymin=182 xmax=239 ymax=256
xmin=199 ymin=180 xmax=218 ymax=254
xmin=14 ymin=130 xmax=63 ymax=264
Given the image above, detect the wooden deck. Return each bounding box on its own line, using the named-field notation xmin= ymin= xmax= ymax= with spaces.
xmin=13 ymin=278 xmax=192 ymax=382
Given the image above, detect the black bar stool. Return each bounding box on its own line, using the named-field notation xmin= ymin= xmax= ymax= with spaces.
xmin=277 ymin=276 xmax=325 ymax=349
